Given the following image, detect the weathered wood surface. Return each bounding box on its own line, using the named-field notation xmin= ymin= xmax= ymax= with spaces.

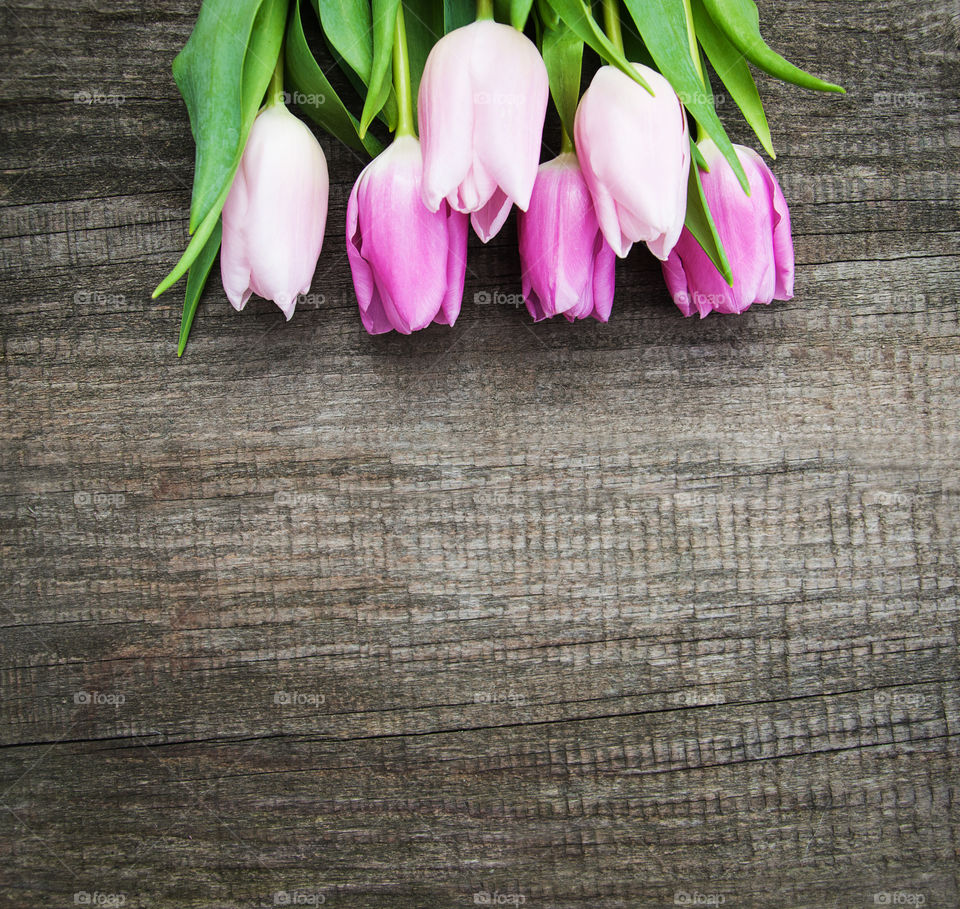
xmin=1 ymin=1 xmax=958 ymax=906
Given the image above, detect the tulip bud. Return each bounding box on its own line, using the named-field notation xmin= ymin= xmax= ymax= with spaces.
xmin=346 ymin=135 xmax=469 ymax=335
xmin=518 ymin=153 xmax=616 ymax=323
xmin=418 ymin=20 xmax=549 ymax=242
xmin=661 ymin=140 xmax=795 ymax=317
xmin=220 ymin=103 xmax=329 ymax=320
xmin=574 ymin=63 xmax=690 ymax=260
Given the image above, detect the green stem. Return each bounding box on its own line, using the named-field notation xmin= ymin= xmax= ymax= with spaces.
xmin=392 ymin=5 xmax=415 ymax=136
xmin=602 ymin=0 xmax=624 ymax=55
xmin=267 ymin=47 xmax=285 ymax=106
xmin=476 ymin=0 xmax=494 ymax=20
xmin=560 ymin=122 xmax=574 ymax=155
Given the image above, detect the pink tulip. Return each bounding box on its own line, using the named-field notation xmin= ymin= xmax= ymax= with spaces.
xmin=661 ymin=139 xmax=794 ymax=318
xmin=220 ymin=103 xmax=329 ymax=320
xmin=346 ymin=135 xmax=468 ymax=335
xmin=574 ymin=63 xmax=690 ymax=260
xmin=518 ymin=153 xmax=616 ymax=323
xmin=418 ymin=20 xmax=549 ymax=242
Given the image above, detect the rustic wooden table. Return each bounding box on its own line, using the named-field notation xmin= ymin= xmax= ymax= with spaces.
xmin=2 ymin=1 xmax=958 ymax=906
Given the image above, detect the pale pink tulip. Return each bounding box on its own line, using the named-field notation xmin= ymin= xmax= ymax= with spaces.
xmin=418 ymin=20 xmax=549 ymax=242
xmin=220 ymin=103 xmax=329 ymax=320
xmin=662 ymin=139 xmax=794 ymax=317
xmin=574 ymin=63 xmax=690 ymax=260
xmin=518 ymin=153 xmax=615 ymax=323
xmin=346 ymin=135 xmax=468 ymax=335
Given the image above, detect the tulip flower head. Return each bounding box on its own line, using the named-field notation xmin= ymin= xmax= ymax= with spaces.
xmin=662 ymin=139 xmax=795 ymax=318
xmin=574 ymin=62 xmax=690 ymax=260
xmin=418 ymin=19 xmax=549 ymax=242
xmin=220 ymin=102 xmax=329 ymax=320
xmin=347 ymin=135 xmax=469 ymax=335
xmin=518 ymin=153 xmax=616 ymax=323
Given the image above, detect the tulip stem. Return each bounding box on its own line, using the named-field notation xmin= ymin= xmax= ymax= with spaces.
xmin=560 ymin=123 xmax=574 ymax=155
xmin=602 ymin=0 xmax=624 ymax=55
xmin=392 ymin=4 xmax=415 ymax=136
xmin=476 ymin=0 xmax=494 ymax=20
xmin=267 ymin=49 xmax=285 ymax=107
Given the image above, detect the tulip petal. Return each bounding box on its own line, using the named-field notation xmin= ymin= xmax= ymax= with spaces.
xmin=470 ymin=187 xmax=513 ymax=243
xmin=436 ymin=206 xmax=469 ymax=326
xmin=220 ymin=161 xmax=253 ymax=311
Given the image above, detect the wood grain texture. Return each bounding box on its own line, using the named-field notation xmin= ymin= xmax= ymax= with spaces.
xmin=1 ymin=1 xmax=958 ymax=906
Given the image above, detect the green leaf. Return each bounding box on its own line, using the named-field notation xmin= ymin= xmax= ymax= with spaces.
xmin=544 ymin=0 xmax=651 ymax=91
xmin=536 ymin=0 xmax=560 ymax=31
xmin=287 ymin=0 xmax=384 ymax=154
xmin=541 ymin=24 xmax=582 ymax=140
xmin=510 ymin=0 xmax=535 ymax=28
xmin=701 ymin=0 xmax=843 ymax=92
xmin=173 ymin=0 xmax=288 ymax=235
xmin=691 ymin=0 xmax=772 ymax=157
xmin=443 ymin=0 xmax=474 ymax=32
xmin=155 ymin=0 xmax=287 ymax=297
xmin=314 ymin=0 xmax=373 ymax=83
xmin=620 ymin=0 xmax=749 ymax=191
xmin=402 ymin=0 xmax=444 ymax=121
xmin=684 ymin=137 xmax=733 ymax=284
xmin=178 ymin=218 xmax=222 ymax=357
xmin=359 ymin=0 xmax=401 ymax=136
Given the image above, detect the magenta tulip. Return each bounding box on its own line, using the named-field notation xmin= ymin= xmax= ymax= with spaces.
xmin=220 ymin=103 xmax=329 ymax=320
xmin=418 ymin=20 xmax=549 ymax=242
xmin=346 ymin=135 xmax=468 ymax=335
xmin=518 ymin=153 xmax=616 ymax=323
xmin=662 ymin=139 xmax=795 ymax=318
xmin=574 ymin=63 xmax=690 ymax=260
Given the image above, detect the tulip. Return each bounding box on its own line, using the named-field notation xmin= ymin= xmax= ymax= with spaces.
xmin=661 ymin=139 xmax=794 ymax=317
xmin=346 ymin=135 xmax=469 ymax=335
xmin=574 ymin=62 xmax=690 ymax=260
xmin=418 ymin=20 xmax=549 ymax=242
xmin=518 ymin=153 xmax=616 ymax=323
xmin=220 ymin=102 xmax=329 ymax=320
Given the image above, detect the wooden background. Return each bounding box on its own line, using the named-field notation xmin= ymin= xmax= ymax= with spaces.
xmin=1 ymin=1 xmax=958 ymax=906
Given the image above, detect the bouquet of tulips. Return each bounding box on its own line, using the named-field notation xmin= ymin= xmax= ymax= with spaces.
xmin=153 ymin=0 xmax=842 ymax=354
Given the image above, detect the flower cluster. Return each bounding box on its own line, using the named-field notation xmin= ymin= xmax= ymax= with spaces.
xmin=153 ymin=0 xmax=842 ymax=353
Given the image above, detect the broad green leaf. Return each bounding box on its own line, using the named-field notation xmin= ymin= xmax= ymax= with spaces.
xmin=691 ymin=0 xmax=773 ymax=157
xmin=536 ymin=0 xmax=560 ymax=31
xmin=359 ymin=0 xmax=401 ymax=136
xmin=178 ymin=218 xmax=222 ymax=357
xmin=312 ymin=0 xmax=399 ymax=129
xmin=314 ymin=0 xmax=373 ymax=83
xmin=620 ymin=17 xmax=655 ymax=70
xmin=544 ymin=0 xmax=651 ymax=91
xmin=510 ymin=0 xmax=535 ymax=28
xmin=155 ymin=0 xmax=287 ymax=296
xmin=403 ymin=0 xmax=444 ymax=121
xmin=541 ymin=25 xmax=582 ymax=140
xmin=173 ymin=0 xmax=287 ymax=234
xmin=684 ymin=137 xmax=733 ymax=284
xmin=443 ymin=0 xmax=474 ymax=32
xmin=620 ymin=0 xmax=749 ymax=191
xmin=287 ymin=0 xmax=384 ymax=154
xmin=701 ymin=0 xmax=843 ymax=92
